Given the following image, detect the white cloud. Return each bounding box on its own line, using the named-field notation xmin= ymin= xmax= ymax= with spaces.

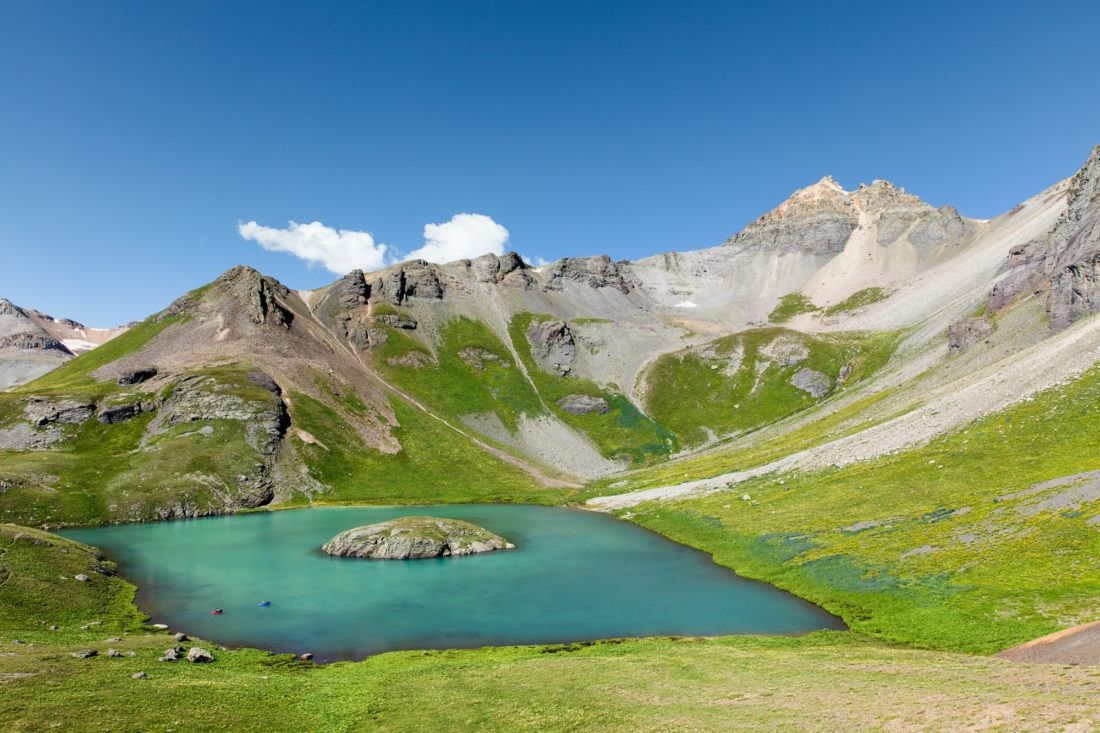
xmin=238 ymin=212 xmax=510 ymax=274
xmin=237 ymin=220 xmax=388 ymax=274
xmin=405 ymin=213 xmax=509 ymax=264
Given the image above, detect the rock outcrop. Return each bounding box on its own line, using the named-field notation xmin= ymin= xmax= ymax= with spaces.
xmin=322 ymin=516 xmax=515 ymax=560
xmin=527 ymin=320 xmax=576 ymax=376
xmin=368 ymin=260 xmax=445 ymax=305
xmin=117 ymin=367 xmax=157 ymax=385
xmin=990 ymin=145 xmax=1100 ymax=329
xmin=556 ymin=394 xmax=609 ymax=415
xmin=948 ymin=317 xmax=994 ymax=354
xmin=542 ymin=256 xmax=634 ymax=294
xmin=471 ymin=252 xmax=529 ymax=284
xmin=789 ymin=368 xmax=832 ymax=398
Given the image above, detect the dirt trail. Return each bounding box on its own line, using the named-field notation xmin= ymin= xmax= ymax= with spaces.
xmin=998 ymin=620 xmax=1100 ymax=665
xmin=590 ymin=311 xmax=1100 ymax=510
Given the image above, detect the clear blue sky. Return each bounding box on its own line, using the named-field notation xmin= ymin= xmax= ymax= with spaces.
xmin=1 ymin=0 xmax=1098 ymax=325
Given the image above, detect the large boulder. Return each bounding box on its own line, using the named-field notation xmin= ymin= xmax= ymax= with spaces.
xmin=322 ymin=516 xmax=515 ymax=560
xmin=947 ymin=316 xmax=994 ymax=354
xmin=117 ymin=367 xmax=157 ymax=385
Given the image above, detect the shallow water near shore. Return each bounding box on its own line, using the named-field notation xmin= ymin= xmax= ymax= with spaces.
xmin=61 ymin=505 xmax=843 ymax=661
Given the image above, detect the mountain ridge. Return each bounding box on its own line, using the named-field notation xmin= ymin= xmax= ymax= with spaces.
xmin=0 ymin=145 xmax=1097 ymax=527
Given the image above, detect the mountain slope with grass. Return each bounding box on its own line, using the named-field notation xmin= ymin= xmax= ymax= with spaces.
xmin=1 ymin=146 xmax=1100 ymax=730
xmin=2 ymin=147 xmax=1099 ymax=527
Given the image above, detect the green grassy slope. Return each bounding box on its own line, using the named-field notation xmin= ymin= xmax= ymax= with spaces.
xmin=0 ymin=364 xmax=285 ymax=526
xmin=289 ymin=391 xmax=563 ymax=505
xmin=508 ymin=313 xmax=677 ymax=465
xmin=641 ymin=328 xmax=897 ymax=447
xmin=3 ymin=523 xmax=1099 ymax=732
xmin=372 ymin=315 xmax=547 ymax=431
xmin=625 ymin=365 xmax=1100 ymax=653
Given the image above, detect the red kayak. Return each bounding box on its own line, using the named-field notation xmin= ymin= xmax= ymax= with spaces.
xmin=210 ymin=608 xmax=223 ymax=615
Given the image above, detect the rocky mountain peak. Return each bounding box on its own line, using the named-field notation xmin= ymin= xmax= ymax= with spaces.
xmin=725 ymin=176 xmax=859 ymax=256
xmin=851 ymin=179 xmax=930 ymax=214
xmin=767 ymin=176 xmax=856 ymax=221
xmin=206 ymin=265 xmax=294 ymax=326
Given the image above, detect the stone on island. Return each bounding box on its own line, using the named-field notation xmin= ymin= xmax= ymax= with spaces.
xmin=321 ymin=516 xmax=515 ymax=560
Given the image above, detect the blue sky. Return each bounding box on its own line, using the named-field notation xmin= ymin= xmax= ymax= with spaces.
xmin=1 ymin=0 xmax=1098 ymax=325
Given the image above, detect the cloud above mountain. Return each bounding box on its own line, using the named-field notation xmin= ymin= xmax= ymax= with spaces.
xmin=238 ymin=213 xmax=509 ymax=274
xmin=407 ymin=213 xmax=509 ymax=263
xmin=237 ymin=220 xmax=389 ymax=274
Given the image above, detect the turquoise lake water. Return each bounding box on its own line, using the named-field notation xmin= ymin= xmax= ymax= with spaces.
xmin=61 ymin=505 xmax=843 ymax=661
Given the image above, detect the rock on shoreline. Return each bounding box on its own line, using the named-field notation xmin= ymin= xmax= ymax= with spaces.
xmin=321 ymin=516 xmax=515 ymax=560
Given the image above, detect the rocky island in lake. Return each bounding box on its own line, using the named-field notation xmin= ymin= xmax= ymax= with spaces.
xmin=321 ymin=516 xmax=515 ymax=560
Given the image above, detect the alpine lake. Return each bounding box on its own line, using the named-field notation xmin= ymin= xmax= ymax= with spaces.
xmin=61 ymin=505 xmax=843 ymax=661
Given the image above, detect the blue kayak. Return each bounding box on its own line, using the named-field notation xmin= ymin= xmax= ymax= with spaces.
xmin=258 ymin=600 xmax=271 ymax=607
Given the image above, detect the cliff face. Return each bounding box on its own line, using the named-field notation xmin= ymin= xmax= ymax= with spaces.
xmin=990 ymin=146 xmax=1100 ymax=329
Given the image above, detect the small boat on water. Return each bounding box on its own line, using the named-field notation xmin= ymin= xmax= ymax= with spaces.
xmin=211 ymin=608 xmax=223 ymax=615
xmin=258 ymin=600 xmax=271 ymax=607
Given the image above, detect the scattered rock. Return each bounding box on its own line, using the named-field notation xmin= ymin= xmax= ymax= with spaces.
xmin=299 ymin=653 xmax=314 ymax=661
xmin=132 ymin=671 xmax=147 ymax=679
xmin=186 ymin=647 xmax=215 ymax=663
xmin=71 ymin=649 xmax=97 ymax=659
xmin=173 ymin=632 xmax=189 ymax=642
xmin=106 ymin=648 xmax=122 ymax=658
xmin=159 ymin=646 xmax=184 ymax=662
xmin=74 ymin=574 xmax=90 ymax=583
xmin=117 ymin=367 xmax=158 ymax=385
xmin=387 ymin=351 xmax=431 ymax=368
xmin=458 ymin=347 xmax=508 ymax=370
xmin=375 ymin=314 xmax=418 ymax=330
xmin=789 ymin=368 xmax=832 ymax=398
xmin=151 ymin=624 xmax=169 ymax=630
xmin=104 ymin=637 xmax=121 ymax=642
xmin=556 ymin=394 xmax=609 ymax=415
xmin=322 ymin=516 xmax=515 ymax=560
xmin=947 ymin=316 xmax=994 ymax=354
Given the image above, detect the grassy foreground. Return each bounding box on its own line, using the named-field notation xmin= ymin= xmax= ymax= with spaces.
xmin=3 ymin=523 xmax=1100 ymax=732
xmin=626 ymin=365 xmax=1100 ymax=653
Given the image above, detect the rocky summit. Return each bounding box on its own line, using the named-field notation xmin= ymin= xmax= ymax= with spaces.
xmin=321 ymin=517 xmax=515 ymax=560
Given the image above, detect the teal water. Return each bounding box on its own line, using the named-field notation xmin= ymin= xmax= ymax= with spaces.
xmin=61 ymin=505 xmax=843 ymax=661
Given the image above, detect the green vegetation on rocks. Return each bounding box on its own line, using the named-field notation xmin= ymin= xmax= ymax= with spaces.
xmin=768 ymin=292 xmax=819 ymax=323
xmin=822 ymin=287 xmax=889 ymax=316
xmin=373 ymin=316 xmax=545 ymax=431
xmin=321 ymin=516 xmax=514 ymax=559
xmin=288 ymin=391 xmax=564 ymax=505
xmin=641 ymin=328 xmax=897 ymax=447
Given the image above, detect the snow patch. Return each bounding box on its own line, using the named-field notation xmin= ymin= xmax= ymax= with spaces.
xmin=61 ymin=339 xmax=97 ymax=353
xmin=675 ymin=300 xmax=699 ymax=308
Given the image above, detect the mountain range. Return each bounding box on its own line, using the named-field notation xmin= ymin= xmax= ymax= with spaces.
xmin=0 ymin=145 xmax=1097 ymax=527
